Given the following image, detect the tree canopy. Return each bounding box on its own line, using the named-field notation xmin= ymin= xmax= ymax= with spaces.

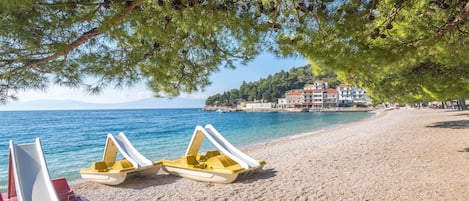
xmin=280 ymin=0 xmax=469 ymax=104
xmin=1 ymin=0 xmax=468 ymax=104
xmin=0 ymin=0 xmax=273 ymax=103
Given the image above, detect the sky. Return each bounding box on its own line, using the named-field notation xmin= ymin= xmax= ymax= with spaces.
xmin=1 ymin=53 xmax=308 ymax=110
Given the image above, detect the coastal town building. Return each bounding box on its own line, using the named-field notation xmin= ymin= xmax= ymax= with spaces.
xmin=336 ymin=84 xmax=354 ymax=106
xmin=284 ymin=82 xmax=369 ymax=109
xmin=312 ymin=89 xmax=324 ymax=108
xmin=304 ymin=81 xmax=329 ymax=90
xmin=351 ymin=87 xmax=368 ymax=103
xmin=245 ymin=103 xmax=275 ymax=109
xmin=301 ymin=82 xmax=331 ymax=109
xmin=303 ymin=87 xmax=314 ymax=107
xmin=337 ymin=84 xmax=369 ymax=106
xmin=323 ymin=88 xmax=338 ymax=108
xmin=285 ymin=90 xmax=304 ymax=108
xmin=231 ymin=81 xmax=371 ymax=111
xmin=277 ymin=98 xmax=287 ymax=109
xmin=314 ymin=80 xmax=328 ymax=90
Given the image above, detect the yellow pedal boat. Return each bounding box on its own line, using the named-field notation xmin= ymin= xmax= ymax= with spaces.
xmin=80 ymin=132 xmax=161 ymax=185
xmin=162 ymin=125 xmax=265 ymax=183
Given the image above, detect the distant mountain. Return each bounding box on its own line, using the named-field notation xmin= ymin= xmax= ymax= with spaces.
xmin=0 ymin=98 xmax=205 ymax=111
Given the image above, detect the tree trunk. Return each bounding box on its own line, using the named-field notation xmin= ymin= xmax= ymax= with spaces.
xmin=436 ymin=2 xmax=469 ymax=38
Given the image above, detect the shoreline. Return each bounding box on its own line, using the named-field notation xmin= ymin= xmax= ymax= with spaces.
xmin=202 ymin=105 xmax=376 ymax=113
xmin=72 ymin=109 xmax=469 ymax=200
xmin=67 ymin=111 xmax=377 ymax=187
xmin=244 ymin=110 xmax=381 ymax=149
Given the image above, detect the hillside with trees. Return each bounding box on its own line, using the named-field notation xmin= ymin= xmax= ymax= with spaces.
xmin=205 ymin=65 xmax=338 ymax=107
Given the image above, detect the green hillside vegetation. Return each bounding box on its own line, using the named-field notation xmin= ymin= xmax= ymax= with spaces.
xmin=205 ymin=65 xmax=339 ymax=107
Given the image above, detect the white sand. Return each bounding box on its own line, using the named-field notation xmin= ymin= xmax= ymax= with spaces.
xmin=73 ymin=109 xmax=469 ymax=200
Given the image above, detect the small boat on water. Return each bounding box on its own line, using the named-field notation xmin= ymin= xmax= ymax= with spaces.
xmin=80 ymin=133 xmax=161 ymax=185
xmin=162 ymin=125 xmax=265 ymax=183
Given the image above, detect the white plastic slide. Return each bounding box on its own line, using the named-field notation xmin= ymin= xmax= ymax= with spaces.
xmin=204 ymin=125 xmax=261 ymax=169
xmin=9 ymin=138 xmax=59 ymax=201
xmin=108 ymin=133 xmax=153 ymax=168
xmin=185 ymin=125 xmax=261 ymax=169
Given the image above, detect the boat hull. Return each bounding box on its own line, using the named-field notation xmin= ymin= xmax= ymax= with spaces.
xmin=162 ymin=166 xmax=239 ymax=184
xmin=80 ymin=165 xmax=160 ymax=185
xmin=80 ymin=171 xmax=128 ymax=185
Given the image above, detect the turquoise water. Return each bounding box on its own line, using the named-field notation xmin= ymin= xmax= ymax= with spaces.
xmin=0 ymin=108 xmax=373 ymax=190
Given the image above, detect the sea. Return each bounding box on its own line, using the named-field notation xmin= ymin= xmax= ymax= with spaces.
xmin=0 ymin=108 xmax=374 ymax=190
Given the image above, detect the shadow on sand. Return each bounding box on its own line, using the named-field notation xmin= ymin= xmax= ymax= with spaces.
xmin=115 ymin=174 xmax=180 ymax=190
xmin=237 ymin=168 xmax=277 ymax=184
xmin=113 ymin=168 xmax=276 ymax=189
xmin=450 ymin=112 xmax=469 ymax=117
xmin=426 ymin=120 xmax=469 ymax=129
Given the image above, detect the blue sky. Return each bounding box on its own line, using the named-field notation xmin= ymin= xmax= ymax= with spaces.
xmin=1 ymin=53 xmax=308 ymax=110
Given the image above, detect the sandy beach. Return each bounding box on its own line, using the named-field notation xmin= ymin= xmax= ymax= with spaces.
xmin=73 ymin=109 xmax=469 ymax=200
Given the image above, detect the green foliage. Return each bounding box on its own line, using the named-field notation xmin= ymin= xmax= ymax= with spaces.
xmin=1 ymin=0 xmax=469 ymax=104
xmin=205 ymin=65 xmax=338 ymax=106
xmin=0 ymin=0 xmax=273 ymax=103
xmin=275 ymin=0 xmax=469 ymax=104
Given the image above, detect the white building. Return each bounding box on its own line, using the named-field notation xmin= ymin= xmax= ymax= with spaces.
xmin=337 ymin=84 xmax=353 ymax=106
xmin=314 ymin=80 xmax=328 ymax=89
xmin=336 ymin=84 xmax=369 ymax=106
xmin=277 ymin=98 xmax=287 ymax=108
xmin=323 ymin=88 xmax=338 ymax=107
xmin=312 ymin=89 xmax=324 ymax=108
xmin=352 ymin=88 xmax=367 ymax=103
xmin=304 ymin=80 xmax=328 ymax=90
xmin=245 ymin=103 xmax=274 ymax=109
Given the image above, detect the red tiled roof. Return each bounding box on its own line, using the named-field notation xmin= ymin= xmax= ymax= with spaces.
xmin=287 ymin=91 xmax=302 ymax=95
xmin=325 ymin=89 xmax=337 ymax=94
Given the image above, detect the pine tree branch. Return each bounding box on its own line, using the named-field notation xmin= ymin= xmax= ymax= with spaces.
xmin=34 ymin=2 xmax=102 ymax=6
xmin=23 ymin=0 xmax=144 ymax=69
xmin=436 ymin=1 xmax=469 ymax=38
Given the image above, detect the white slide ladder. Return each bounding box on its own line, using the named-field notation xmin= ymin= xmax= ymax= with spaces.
xmin=204 ymin=125 xmax=260 ymax=169
xmin=108 ymin=132 xmax=153 ymax=168
xmin=9 ymin=138 xmax=59 ymax=201
xmin=185 ymin=125 xmax=260 ymax=170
